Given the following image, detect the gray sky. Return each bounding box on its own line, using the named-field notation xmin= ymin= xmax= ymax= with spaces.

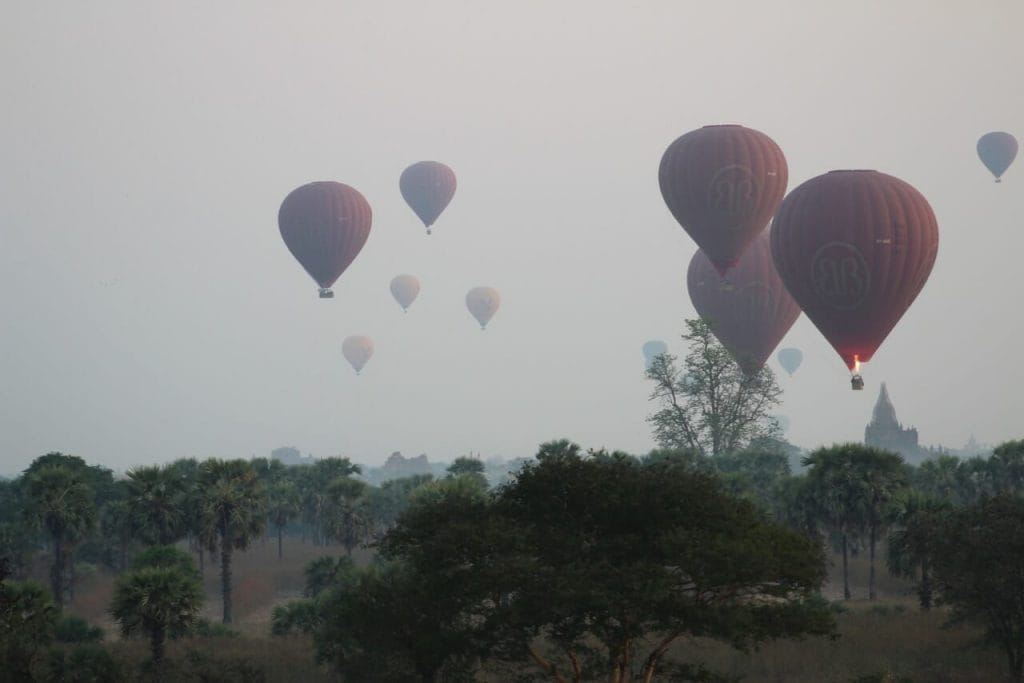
xmin=2 ymin=1 xmax=1021 ymax=474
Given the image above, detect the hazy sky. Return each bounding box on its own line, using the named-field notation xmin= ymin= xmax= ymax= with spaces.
xmin=2 ymin=1 xmax=1021 ymax=474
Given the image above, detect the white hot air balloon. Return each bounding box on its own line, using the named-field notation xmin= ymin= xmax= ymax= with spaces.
xmin=466 ymin=287 xmax=500 ymax=330
xmin=342 ymin=335 xmax=374 ymax=375
xmin=390 ymin=275 xmax=420 ymax=312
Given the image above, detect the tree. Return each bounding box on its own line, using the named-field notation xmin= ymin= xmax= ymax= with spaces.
xmin=647 ymin=319 xmax=782 ymax=458
xmin=446 ymin=457 xmax=489 ymax=489
xmin=929 ymin=495 xmax=1024 ymax=681
xmin=803 ymin=444 xmax=907 ymax=600
xmin=266 ymin=480 xmax=301 ymax=560
xmin=365 ymin=474 xmax=434 ymax=536
xmin=379 ymin=443 xmax=834 ymax=682
xmin=109 ymin=564 xmax=203 ymax=664
xmin=22 ymin=465 xmax=97 ymax=607
xmin=197 ymin=459 xmax=265 ymax=624
xmin=988 ymin=440 xmax=1024 ymax=495
xmin=323 ymin=477 xmax=371 ymax=557
xmin=886 ymin=491 xmax=949 ymax=610
xmin=0 ymin=573 xmax=58 ymax=682
xmin=124 ymin=465 xmax=187 ymax=546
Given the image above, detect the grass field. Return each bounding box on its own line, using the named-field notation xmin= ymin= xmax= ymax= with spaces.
xmin=55 ymin=537 xmax=1006 ymax=682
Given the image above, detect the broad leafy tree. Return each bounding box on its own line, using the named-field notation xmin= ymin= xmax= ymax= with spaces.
xmin=929 ymin=494 xmax=1024 ymax=682
xmin=197 ymin=459 xmax=265 ymax=624
xmin=886 ymin=491 xmax=949 ymax=610
xmin=647 ymin=319 xmax=782 ymax=457
xmin=375 ymin=443 xmax=834 ymax=682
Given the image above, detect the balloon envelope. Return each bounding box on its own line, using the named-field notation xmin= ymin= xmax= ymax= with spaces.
xmin=642 ymin=340 xmax=669 ymax=370
xmin=390 ymin=274 xmax=421 ymax=312
xmin=466 ymin=287 xmax=500 ymax=329
xmin=659 ymin=125 xmax=788 ymax=274
xmin=770 ymin=170 xmax=939 ymax=371
xmin=977 ymin=132 xmax=1018 ymax=182
xmin=400 ymin=161 xmax=457 ymax=232
xmin=687 ymin=230 xmax=801 ymax=375
xmin=777 ymin=347 xmax=803 ymax=376
xmin=342 ymin=336 xmax=374 ymax=374
xmin=278 ymin=182 xmax=372 ymax=294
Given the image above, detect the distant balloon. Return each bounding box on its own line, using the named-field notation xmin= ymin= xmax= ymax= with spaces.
xmin=342 ymin=336 xmax=374 ymax=375
xmin=687 ymin=230 xmax=801 ymax=376
xmin=400 ymin=161 xmax=457 ymax=234
xmin=777 ymin=347 xmax=803 ymax=376
xmin=466 ymin=287 xmax=500 ymax=330
xmin=642 ymin=340 xmax=669 ymax=370
xmin=659 ymin=124 xmax=788 ymax=274
xmin=770 ymin=170 xmax=939 ymax=372
xmin=389 ymin=275 xmax=420 ymax=312
xmin=278 ymin=182 xmax=372 ymax=298
xmin=977 ymin=132 xmax=1018 ymax=182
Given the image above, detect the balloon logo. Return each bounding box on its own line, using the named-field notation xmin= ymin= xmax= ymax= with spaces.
xmin=342 ymin=336 xmax=374 ymax=375
xmin=977 ymin=132 xmax=1017 ymax=183
xmin=688 ymin=230 xmax=801 ymax=376
xmin=659 ymin=124 xmax=788 ymax=274
xmin=278 ymin=182 xmax=372 ymax=298
xmin=389 ymin=275 xmax=421 ymax=312
xmin=400 ymin=161 xmax=457 ymax=234
xmin=771 ymin=170 xmax=939 ymax=374
xmin=466 ymin=287 xmax=500 ymax=330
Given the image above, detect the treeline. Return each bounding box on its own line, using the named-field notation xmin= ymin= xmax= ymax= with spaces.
xmin=4 ymin=440 xmax=1024 ymax=681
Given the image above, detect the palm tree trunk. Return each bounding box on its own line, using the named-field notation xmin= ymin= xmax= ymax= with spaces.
xmin=920 ymin=560 xmax=932 ymax=610
xmin=869 ymin=523 xmax=877 ymax=600
xmin=221 ymin=536 xmax=233 ymax=624
xmin=842 ymin=532 xmax=851 ymax=600
xmin=151 ymin=625 xmax=166 ymax=664
xmin=51 ymin=533 xmax=64 ymax=608
xmin=278 ymin=527 xmax=283 ymax=560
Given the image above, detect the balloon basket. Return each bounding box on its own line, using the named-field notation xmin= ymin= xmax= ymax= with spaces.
xmin=851 ymin=374 xmax=864 ymax=391
xmin=318 ymin=288 xmax=334 ymax=299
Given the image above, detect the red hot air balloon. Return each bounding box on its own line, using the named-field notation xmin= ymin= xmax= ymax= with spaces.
xmin=770 ymin=170 xmax=939 ymax=385
xmin=687 ymin=230 xmax=801 ymax=375
xmin=400 ymin=161 xmax=457 ymax=234
xmin=278 ymin=182 xmax=372 ymax=298
xmin=659 ymin=125 xmax=788 ymax=274
xmin=977 ymin=132 xmax=1018 ymax=182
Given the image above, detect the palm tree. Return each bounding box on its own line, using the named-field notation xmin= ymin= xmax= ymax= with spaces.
xmin=124 ymin=466 xmax=187 ymax=546
xmin=22 ymin=465 xmax=96 ymax=607
xmin=110 ymin=565 xmax=203 ymax=664
xmin=324 ymin=478 xmax=371 ymax=557
xmin=197 ymin=459 xmax=265 ymax=624
xmin=802 ymin=446 xmax=865 ymax=600
xmin=804 ymin=444 xmax=906 ymax=600
xmin=266 ymin=480 xmax=300 ymax=560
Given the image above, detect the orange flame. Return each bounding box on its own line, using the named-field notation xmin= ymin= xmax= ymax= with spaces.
xmin=852 ymin=355 xmax=861 ymax=374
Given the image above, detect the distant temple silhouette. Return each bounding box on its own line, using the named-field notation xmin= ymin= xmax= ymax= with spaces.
xmin=864 ymin=383 xmax=927 ymax=463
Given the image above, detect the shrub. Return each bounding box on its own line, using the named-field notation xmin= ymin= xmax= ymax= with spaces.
xmin=54 ymin=614 xmax=104 ymax=643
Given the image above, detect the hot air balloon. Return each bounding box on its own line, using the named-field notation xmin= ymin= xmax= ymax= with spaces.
xmin=642 ymin=340 xmax=669 ymax=370
xmin=977 ymin=132 xmax=1018 ymax=182
xmin=390 ymin=275 xmax=420 ymax=312
xmin=777 ymin=347 xmax=803 ymax=376
xmin=466 ymin=287 xmax=500 ymax=330
xmin=342 ymin=335 xmax=374 ymax=375
xmin=659 ymin=125 xmax=788 ymax=274
xmin=278 ymin=182 xmax=372 ymax=298
xmin=770 ymin=170 xmax=939 ymax=389
xmin=400 ymin=161 xmax=457 ymax=234
xmin=687 ymin=230 xmax=801 ymax=376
